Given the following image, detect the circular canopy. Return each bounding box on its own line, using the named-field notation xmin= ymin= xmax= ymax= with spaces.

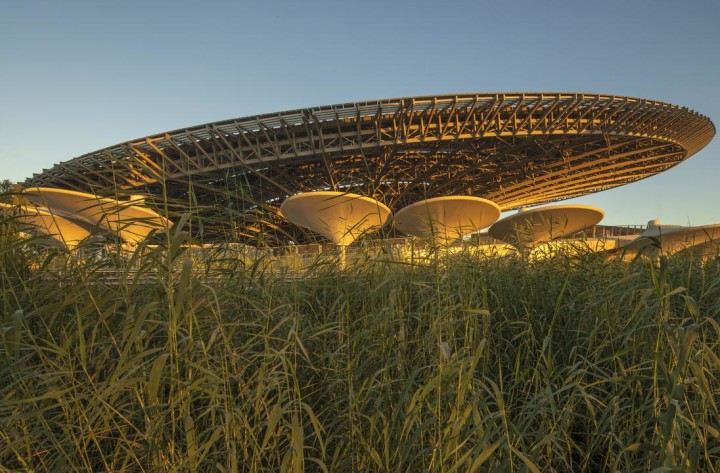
xmin=0 ymin=203 xmax=92 ymax=249
xmin=280 ymin=191 xmax=391 ymax=245
xmin=22 ymin=187 xmax=171 ymax=244
xmin=488 ymin=204 xmax=604 ymax=247
xmin=393 ymin=196 xmax=501 ymax=244
xmin=21 ymin=93 xmax=714 ymax=245
xmin=624 ymin=220 xmax=720 ymax=254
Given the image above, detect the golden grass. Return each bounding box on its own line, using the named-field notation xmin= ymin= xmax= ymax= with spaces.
xmin=1 ymin=218 xmax=719 ymax=471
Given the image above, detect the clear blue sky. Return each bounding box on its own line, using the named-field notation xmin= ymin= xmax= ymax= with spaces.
xmin=1 ymin=0 xmax=718 ymax=225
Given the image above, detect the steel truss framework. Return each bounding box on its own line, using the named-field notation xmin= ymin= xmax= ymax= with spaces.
xmin=25 ymin=93 xmax=715 ymax=244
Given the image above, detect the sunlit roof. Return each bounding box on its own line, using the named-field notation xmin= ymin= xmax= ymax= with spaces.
xmin=21 ymin=93 xmax=715 ymax=245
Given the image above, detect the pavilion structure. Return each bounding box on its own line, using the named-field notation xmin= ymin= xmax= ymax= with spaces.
xmin=21 ymin=93 xmax=715 ymax=246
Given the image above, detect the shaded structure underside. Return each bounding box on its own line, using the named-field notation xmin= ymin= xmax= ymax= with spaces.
xmin=24 ymin=93 xmax=715 ymax=244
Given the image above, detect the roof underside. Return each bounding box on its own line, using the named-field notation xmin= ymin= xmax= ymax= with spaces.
xmin=24 ymin=93 xmax=715 ymax=244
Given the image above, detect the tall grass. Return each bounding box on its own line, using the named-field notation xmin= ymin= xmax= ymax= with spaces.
xmin=1 ymin=219 xmax=719 ymax=471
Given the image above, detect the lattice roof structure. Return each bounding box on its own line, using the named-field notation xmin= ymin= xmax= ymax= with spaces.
xmin=24 ymin=93 xmax=715 ymax=244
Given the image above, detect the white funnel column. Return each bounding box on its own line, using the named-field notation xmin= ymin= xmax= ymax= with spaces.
xmin=393 ymin=196 xmax=501 ymax=245
xmin=489 ymin=204 xmax=604 ymax=249
xmin=280 ymin=192 xmax=391 ymax=246
xmin=0 ymin=203 xmax=93 ymax=250
xmin=23 ymin=187 xmax=172 ymax=244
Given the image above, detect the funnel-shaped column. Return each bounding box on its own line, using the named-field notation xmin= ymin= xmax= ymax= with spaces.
xmin=0 ymin=203 xmax=93 ymax=250
xmin=393 ymin=196 xmax=500 ymax=245
xmin=280 ymin=192 xmax=391 ymax=246
xmin=489 ymin=204 xmax=604 ymax=249
xmin=23 ymin=187 xmax=172 ymax=244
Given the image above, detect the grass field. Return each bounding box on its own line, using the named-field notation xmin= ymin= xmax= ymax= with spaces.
xmin=1 ymin=219 xmax=719 ymax=472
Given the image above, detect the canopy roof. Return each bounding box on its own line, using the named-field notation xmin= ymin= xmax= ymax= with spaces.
xmin=489 ymin=204 xmax=604 ymax=247
xmin=22 ymin=187 xmax=171 ymax=244
xmin=23 ymin=93 xmax=714 ymax=244
xmin=279 ymin=191 xmax=391 ymax=246
xmin=393 ymin=196 xmax=501 ymax=244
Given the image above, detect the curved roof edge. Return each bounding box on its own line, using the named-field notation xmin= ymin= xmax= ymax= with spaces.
xmin=25 ymin=92 xmax=715 ymax=186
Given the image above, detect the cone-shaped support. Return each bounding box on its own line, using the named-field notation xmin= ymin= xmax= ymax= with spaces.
xmin=23 ymin=187 xmax=172 ymax=244
xmin=0 ymin=202 xmax=93 ymax=250
xmin=280 ymin=191 xmax=391 ymax=246
xmin=489 ymin=204 xmax=604 ymax=249
xmin=393 ymin=196 xmax=501 ymax=245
